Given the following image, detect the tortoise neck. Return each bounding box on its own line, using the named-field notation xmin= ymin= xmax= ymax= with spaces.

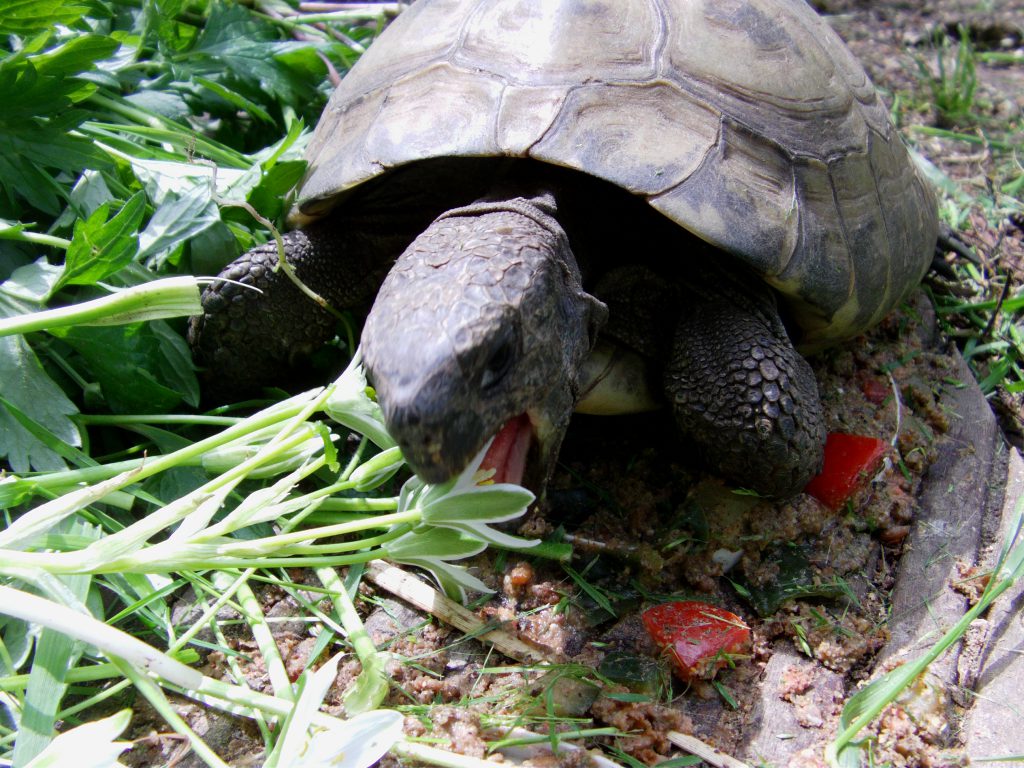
xmin=435 ymin=183 xmax=563 ymax=240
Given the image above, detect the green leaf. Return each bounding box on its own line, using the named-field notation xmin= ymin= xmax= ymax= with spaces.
xmin=326 ymin=358 xmax=397 ymax=450
xmin=441 ymin=519 xmax=539 ymax=550
xmin=253 ymin=115 xmax=307 ymax=168
xmin=148 ymin=320 xmax=200 ymax=407
xmin=22 ymin=709 xmax=131 ymax=768
xmin=137 ymin=184 xmax=219 ymax=267
xmin=59 ymin=322 xmax=198 ymax=413
xmin=127 ymin=156 xmax=246 ymax=205
xmin=564 ymin=564 xmax=617 ymax=618
xmin=0 ymin=613 xmax=33 ymax=675
xmin=63 ymin=169 xmax=117 ymax=223
xmin=0 ymin=148 xmax=69 ymax=215
xmin=417 ymin=558 xmax=493 ymax=602
xmin=187 ymin=220 xmax=240 ymax=275
xmin=737 ymin=544 xmax=853 ymax=617
xmin=0 ymin=219 xmax=28 ymax=241
xmin=246 ymin=160 xmax=306 ymax=222
xmin=188 ymin=1 xmax=321 ymax=107
xmin=0 ymin=0 xmax=89 ymax=35
xmin=598 ymin=651 xmax=665 ymax=697
xmin=141 ymin=0 xmax=187 ymax=48
xmin=830 ymin=664 xmax=921 ymax=767
xmin=0 ymin=335 xmax=80 ymax=472
xmin=13 ymin=561 xmax=93 ymax=767
xmin=57 ymin=192 xmax=146 ymax=289
xmin=31 ymin=35 xmax=119 ymax=80
xmin=0 ymin=117 xmax=110 ymax=214
xmin=0 ymin=394 xmax=94 ymax=468
xmin=420 ymin=485 xmax=536 ymax=525
xmin=655 ymin=757 xmax=703 ymax=768
xmin=193 ymin=75 xmax=274 ymax=124
xmin=0 ymin=35 xmax=120 ymax=119
xmin=7 ymin=110 xmax=100 ymax=167
xmin=384 ymin=527 xmax=486 ymax=562
xmin=15 ymin=628 xmax=76 ymax=763
xmin=123 ymin=89 xmax=191 ymax=122
xmin=130 ymin=424 xmax=208 ymax=503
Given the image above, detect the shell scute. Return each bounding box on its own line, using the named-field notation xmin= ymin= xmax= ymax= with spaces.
xmin=297 ymin=0 xmax=938 ymax=343
xmin=530 ymin=81 xmax=721 ymax=196
xmin=459 ymin=0 xmax=662 ymax=85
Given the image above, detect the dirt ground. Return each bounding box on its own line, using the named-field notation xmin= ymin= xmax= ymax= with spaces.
xmin=123 ymin=2 xmax=1024 ymax=766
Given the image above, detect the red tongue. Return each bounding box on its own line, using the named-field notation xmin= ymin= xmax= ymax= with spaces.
xmin=481 ymin=414 xmax=531 ymax=485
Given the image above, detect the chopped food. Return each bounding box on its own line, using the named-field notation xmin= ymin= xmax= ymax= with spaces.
xmin=803 ymin=433 xmax=889 ymax=510
xmin=858 ymin=372 xmax=891 ymax=405
xmin=641 ymin=601 xmax=752 ymax=682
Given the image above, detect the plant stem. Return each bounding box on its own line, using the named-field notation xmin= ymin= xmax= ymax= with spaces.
xmin=394 ymin=740 xmax=508 ymax=768
xmin=114 ymin=658 xmax=231 ymax=768
xmin=88 ymin=91 xmax=168 ymax=130
xmin=316 ymin=565 xmax=389 ymax=712
xmin=14 ymin=391 xmax=320 ymax=494
xmin=291 ymin=9 xmax=394 ymax=22
xmin=0 ymin=277 xmax=203 ymax=337
xmin=77 ymin=414 xmax=241 ymax=427
xmin=0 ymin=229 xmax=71 ymax=249
xmin=315 ymin=496 xmax=399 ymax=513
xmin=0 ymin=586 xmax=203 ymax=688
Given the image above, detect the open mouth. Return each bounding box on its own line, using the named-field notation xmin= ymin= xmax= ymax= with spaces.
xmin=480 ymin=413 xmax=534 ymax=486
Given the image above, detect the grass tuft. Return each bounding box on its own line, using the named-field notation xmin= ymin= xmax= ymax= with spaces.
xmin=914 ymin=25 xmax=980 ymax=127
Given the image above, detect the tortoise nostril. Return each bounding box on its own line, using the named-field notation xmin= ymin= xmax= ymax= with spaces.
xmin=390 ymin=406 xmax=421 ymax=430
xmin=396 ymin=426 xmax=437 ymax=451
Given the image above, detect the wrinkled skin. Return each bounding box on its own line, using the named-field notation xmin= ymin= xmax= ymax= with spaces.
xmin=191 ymin=184 xmax=826 ymax=498
xmin=361 ymin=193 xmax=606 ymax=487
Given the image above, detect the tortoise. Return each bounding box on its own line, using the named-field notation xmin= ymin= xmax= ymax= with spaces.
xmin=189 ymin=0 xmax=938 ymax=498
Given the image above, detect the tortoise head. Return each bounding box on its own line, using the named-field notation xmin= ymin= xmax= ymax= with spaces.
xmin=361 ymin=194 xmax=607 ymax=489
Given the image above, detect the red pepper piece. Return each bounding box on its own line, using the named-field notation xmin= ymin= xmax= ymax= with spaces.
xmin=803 ymin=432 xmax=889 ymax=510
xmin=641 ymin=601 xmax=751 ymax=682
xmin=857 ymin=373 xmax=890 ymax=405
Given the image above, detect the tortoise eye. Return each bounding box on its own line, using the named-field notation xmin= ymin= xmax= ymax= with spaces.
xmin=481 ymin=339 xmax=515 ymax=390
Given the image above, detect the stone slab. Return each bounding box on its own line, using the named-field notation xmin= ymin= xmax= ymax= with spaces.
xmin=962 ymin=447 xmax=1024 ymax=765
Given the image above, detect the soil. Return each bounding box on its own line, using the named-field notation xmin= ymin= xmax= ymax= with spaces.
xmin=531 ymin=293 xmax=958 ymax=767
xmin=121 ymin=2 xmax=1024 ymax=766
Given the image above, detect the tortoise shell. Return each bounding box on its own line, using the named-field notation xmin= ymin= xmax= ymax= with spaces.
xmin=295 ymin=0 xmax=938 ymax=348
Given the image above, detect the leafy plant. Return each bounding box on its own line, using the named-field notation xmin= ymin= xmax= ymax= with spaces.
xmin=1 ymin=281 xmax=544 ymax=764
xmin=0 ymin=0 xmax=383 ymax=475
xmin=914 ymin=25 xmax=979 ymax=127
xmin=0 ymin=3 xmax=448 ymax=765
